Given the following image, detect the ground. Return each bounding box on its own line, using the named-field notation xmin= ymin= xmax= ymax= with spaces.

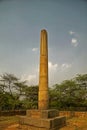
xmin=60 ymin=117 xmax=87 ymax=130
xmin=0 ymin=116 xmax=19 ymax=130
xmin=0 ymin=116 xmax=87 ymax=130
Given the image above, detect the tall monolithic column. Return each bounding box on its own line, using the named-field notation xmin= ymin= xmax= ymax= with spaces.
xmin=19 ymin=29 xmax=66 ymax=130
xmin=38 ymin=29 xmax=49 ymax=110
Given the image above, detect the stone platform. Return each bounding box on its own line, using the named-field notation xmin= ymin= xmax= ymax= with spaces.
xmin=19 ymin=109 xmax=66 ymax=130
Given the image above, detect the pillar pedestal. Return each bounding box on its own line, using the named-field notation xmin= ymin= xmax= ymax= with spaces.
xmin=19 ymin=109 xmax=66 ymax=130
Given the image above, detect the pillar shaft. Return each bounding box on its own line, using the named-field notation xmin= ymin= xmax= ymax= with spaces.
xmin=38 ymin=29 xmax=49 ymax=110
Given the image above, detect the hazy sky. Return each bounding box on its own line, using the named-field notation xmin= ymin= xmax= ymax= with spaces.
xmin=0 ymin=0 xmax=87 ymax=86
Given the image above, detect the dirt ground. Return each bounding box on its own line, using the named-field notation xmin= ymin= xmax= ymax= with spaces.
xmin=4 ymin=124 xmax=19 ymax=130
xmin=0 ymin=116 xmax=87 ymax=130
xmin=60 ymin=117 xmax=87 ymax=130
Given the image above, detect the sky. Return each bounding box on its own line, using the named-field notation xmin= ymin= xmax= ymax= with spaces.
xmin=0 ymin=0 xmax=87 ymax=86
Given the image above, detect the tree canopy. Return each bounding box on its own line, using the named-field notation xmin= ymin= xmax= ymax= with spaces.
xmin=0 ymin=73 xmax=87 ymax=111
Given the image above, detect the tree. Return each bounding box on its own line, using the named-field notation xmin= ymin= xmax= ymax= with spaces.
xmin=50 ymin=74 xmax=87 ymax=110
xmin=74 ymin=74 xmax=87 ymax=107
xmin=14 ymin=81 xmax=27 ymax=99
xmin=53 ymin=80 xmax=77 ymax=109
xmin=0 ymin=73 xmax=19 ymax=97
xmin=75 ymin=74 xmax=87 ymax=90
xmin=23 ymin=85 xmax=38 ymax=109
xmin=0 ymin=73 xmax=39 ymax=110
xmin=0 ymin=73 xmax=87 ymax=110
xmin=0 ymin=73 xmax=21 ymax=110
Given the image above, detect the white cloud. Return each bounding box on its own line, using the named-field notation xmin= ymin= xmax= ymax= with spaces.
xmin=69 ymin=31 xmax=75 ymax=35
xmin=61 ymin=63 xmax=71 ymax=71
xmin=27 ymin=74 xmax=36 ymax=81
xmin=71 ymin=38 xmax=78 ymax=47
xmin=32 ymin=48 xmax=38 ymax=51
xmin=69 ymin=30 xmax=79 ymax=47
xmin=48 ymin=61 xmax=58 ymax=70
xmin=69 ymin=30 xmax=79 ymax=37
xmin=72 ymin=38 xmax=77 ymax=43
xmin=21 ymin=74 xmax=38 ymax=85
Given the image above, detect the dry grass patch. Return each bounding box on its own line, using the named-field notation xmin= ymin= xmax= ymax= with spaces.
xmin=61 ymin=116 xmax=87 ymax=130
xmin=0 ymin=116 xmax=19 ymax=130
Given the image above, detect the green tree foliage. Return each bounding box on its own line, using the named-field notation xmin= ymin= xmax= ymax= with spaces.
xmin=49 ymin=80 xmax=77 ymax=109
xmin=75 ymin=74 xmax=87 ymax=90
xmin=0 ymin=73 xmax=18 ymax=96
xmin=22 ymin=85 xmax=38 ymax=109
xmin=50 ymin=74 xmax=87 ymax=110
xmin=0 ymin=73 xmax=38 ymax=110
xmin=0 ymin=73 xmax=87 ymax=111
xmin=75 ymin=74 xmax=87 ymax=107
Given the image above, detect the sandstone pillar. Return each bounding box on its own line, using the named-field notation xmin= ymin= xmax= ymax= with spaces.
xmin=19 ymin=29 xmax=66 ymax=130
xmin=38 ymin=29 xmax=49 ymax=110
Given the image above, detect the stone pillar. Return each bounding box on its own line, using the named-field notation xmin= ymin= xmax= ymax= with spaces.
xmin=19 ymin=29 xmax=66 ymax=130
xmin=38 ymin=29 xmax=49 ymax=110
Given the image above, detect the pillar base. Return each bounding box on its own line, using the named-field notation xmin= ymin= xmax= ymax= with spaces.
xmin=19 ymin=109 xmax=66 ymax=130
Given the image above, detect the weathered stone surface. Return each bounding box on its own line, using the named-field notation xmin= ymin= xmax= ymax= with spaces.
xmin=38 ymin=29 xmax=49 ymax=110
xmin=19 ymin=115 xmax=66 ymax=129
xmin=26 ymin=109 xmax=59 ymax=119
